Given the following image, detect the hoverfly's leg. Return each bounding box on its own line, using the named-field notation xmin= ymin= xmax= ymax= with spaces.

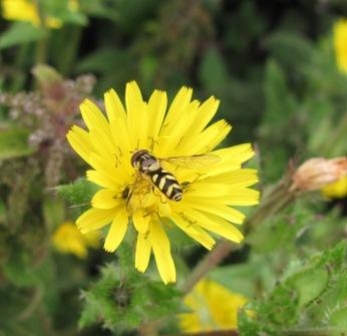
xmin=116 ymin=146 xmax=124 ymax=159
xmin=125 ymin=174 xmax=138 ymax=214
xmin=114 ymin=153 xmax=122 ymax=168
xmin=148 ymin=137 xmax=159 ymax=152
xmin=179 ymin=212 xmax=197 ymax=227
xmin=174 ymin=136 xmax=184 ymax=150
xmin=181 ymin=172 xmax=205 ymax=193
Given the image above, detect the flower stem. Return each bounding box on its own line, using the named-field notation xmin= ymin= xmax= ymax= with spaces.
xmin=34 ymin=0 xmax=48 ymax=65
xmin=182 ymin=239 xmax=236 ymax=294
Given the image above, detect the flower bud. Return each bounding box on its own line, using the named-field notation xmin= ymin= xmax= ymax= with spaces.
xmin=290 ymin=157 xmax=347 ymax=192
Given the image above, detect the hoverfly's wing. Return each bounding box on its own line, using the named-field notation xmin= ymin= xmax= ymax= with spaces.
xmin=126 ymin=172 xmax=153 ymax=213
xmin=160 ymin=154 xmax=220 ymax=169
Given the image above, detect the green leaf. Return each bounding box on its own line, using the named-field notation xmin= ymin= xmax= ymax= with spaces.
xmin=289 ymin=268 xmax=328 ymax=307
xmin=329 ymin=306 xmax=347 ymax=329
xmin=54 ymin=11 xmax=88 ymax=26
xmin=199 ymin=47 xmax=229 ymax=91
xmin=56 ymin=178 xmax=99 ymax=206
xmin=0 ymin=127 xmax=34 ymax=160
xmin=266 ymin=32 xmax=315 ymax=71
xmin=263 ymin=60 xmax=297 ymax=126
xmin=0 ymin=22 xmax=47 ymax=49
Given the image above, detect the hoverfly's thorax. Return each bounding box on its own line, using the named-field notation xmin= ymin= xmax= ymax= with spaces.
xmin=131 ymin=150 xmax=160 ymax=173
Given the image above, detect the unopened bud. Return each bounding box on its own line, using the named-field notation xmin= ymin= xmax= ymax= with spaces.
xmin=290 ymin=157 xmax=347 ymax=192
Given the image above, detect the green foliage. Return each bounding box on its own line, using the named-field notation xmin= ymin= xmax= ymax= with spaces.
xmin=79 ymin=245 xmax=181 ymax=333
xmin=238 ymin=242 xmax=347 ymax=335
xmin=0 ymin=22 xmax=47 ymax=49
xmin=199 ymin=48 xmax=229 ymax=92
xmin=56 ymin=178 xmax=99 ymax=209
xmin=0 ymin=126 xmax=34 ymax=159
xmin=265 ymin=31 xmax=315 ymax=75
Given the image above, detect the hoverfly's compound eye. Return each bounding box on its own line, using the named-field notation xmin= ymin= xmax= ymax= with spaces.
xmin=130 ymin=149 xmax=149 ymax=168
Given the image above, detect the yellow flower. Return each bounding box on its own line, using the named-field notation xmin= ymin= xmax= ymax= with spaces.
xmin=179 ymin=279 xmax=248 ymax=332
xmin=1 ymin=0 xmax=78 ymax=28
xmin=333 ymin=18 xmax=347 ymax=74
xmin=321 ymin=175 xmax=347 ymax=199
xmin=52 ymin=221 xmax=100 ymax=259
xmin=67 ymin=81 xmax=259 ymax=284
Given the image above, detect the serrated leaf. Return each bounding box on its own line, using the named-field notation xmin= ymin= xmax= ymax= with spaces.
xmin=0 ymin=22 xmax=47 ymax=49
xmin=0 ymin=127 xmax=34 ymax=160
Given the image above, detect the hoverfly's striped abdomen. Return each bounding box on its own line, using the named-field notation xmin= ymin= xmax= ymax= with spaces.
xmin=131 ymin=149 xmax=183 ymax=202
xmin=149 ymin=170 xmax=182 ymax=201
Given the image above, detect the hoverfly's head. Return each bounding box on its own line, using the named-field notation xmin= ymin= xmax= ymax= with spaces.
xmin=131 ymin=150 xmax=148 ymax=169
xmin=131 ymin=149 xmax=159 ymax=173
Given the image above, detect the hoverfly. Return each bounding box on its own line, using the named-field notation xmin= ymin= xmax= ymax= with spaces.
xmin=129 ymin=149 xmax=219 ymax=204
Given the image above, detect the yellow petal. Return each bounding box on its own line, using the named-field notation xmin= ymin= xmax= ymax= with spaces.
xmin=157 ymin=100 xmax=199 ymax=156
xmin=103 ymin=207 xmax=128 ymax=252
xmin=135 ymin=232 xmax=151 ymax=272
xmin=184 ymin=188 xmax=259 ymax=207
xmin=175 ymin=97 xmax=220 ymax=153
xmin=183 ymin=209 xmax=244 ymax=243
xmin=132 ymin=211 xmax=150 ymax=233
xmin=101 ymin=89 xmax=132 ymax=157
xmin=89 ymin=153 xmax=126 ymax=184
xmin=76 ymin=207 xmax=118 ymax=234
xmin=198 ymin=145 xmax=256 ymax=177
xmin=182 ymin=199 xmax=245 ymax=224
xmin=80 ymin=100 xmax=111 ymax=137
xmin=66 ymin=126 xmax=93 ymax=164
xmin=104 ymin=89 xmax=127 ymax=123
xmin=147 ymin=90 xmax=168 ymax=142
xmin=210 ymin=169 xmax=259 ymax=188
xmin=222 ymin=188 xmax=260 ymax=206
xmin=92 ymin=189 xmax=121 ymax=209
xmin=200 ymin=213 xmax=244 ymax=243
xmin=88 ymin=128 xmax=115 ymax=160
xmin=109 ymin=118 xmax=131 ymax=156
xmin=178 ymin=120 xmax=231 ymax=155
xmin=171 ymin=214 xmax=215 ymax=250
xmin=87 ymin=170 xmax=119 ymax=189
xmin=125 ymin=81 xmax=147 ymax=148
xmin=185 ymin=182 xmax=233 ymax=198
xmin=161 ymin=86 xmax=193 ymax=137
xmin=149 ymin=221 xmax=176 ymax=284
xmin=190 ymin=96 xmax=220 ymax=135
